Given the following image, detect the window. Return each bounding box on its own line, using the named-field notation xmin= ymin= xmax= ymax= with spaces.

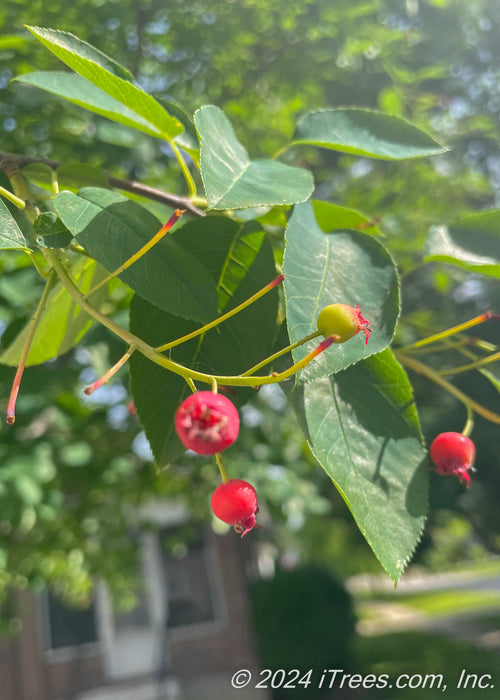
xmin=161 ymin=528 xmax=218 ymax=629
xmin=44 ymin=592 xmax=98 ymax=650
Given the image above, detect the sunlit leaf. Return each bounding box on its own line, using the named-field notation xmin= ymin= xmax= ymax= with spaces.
xmin=312 ymin=200 xmax=381 ymax=235
xmin=26 ymin=26 xmax=183 ymax=140
xmin=284 ymin=349 xmax=428 ymax=582
xmin=425 ymin=211 xmax=500 ymax=278
xmin=283 ymin=202 xmax=400 ymax=381
xmin=16 ymin=72 xmax=167 ymax=139
xmin=195 ymin=105 xmax=313 ymax=210
xmin=0 ymin=257 xmax=109 ymax=366
xmin=0 ymin=199 xmax=27 ymax=250
xmin=293 ymin=108 xmax=447 ymax=159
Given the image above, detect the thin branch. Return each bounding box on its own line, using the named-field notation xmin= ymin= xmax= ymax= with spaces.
xmin=396 ymin=352 xmax=500 ymax=425
xmin=0 ymin=185 xmax=26 ymax=209
xmin=156 ymin=274 xmax=285 ymax=353
xmin=108 ymin=175 xmax=204 ymax=216
xmin=6 ymin=270 xmax=57 ymax=423
xmin=83 ymin=209 xmax=185 ymax=300
xmin=438 ymin=350 xmax=500 ymax=377
xmin=42 ymin=249 xmax=337 ymax=389
xmin=402 ymin=311 xmax=498 ymax=351
xmin=84 ymin=346 xmax=135 ymax=396
xmin=242 ymin=329 xmax=322 ymax=376
xmin=0 ymin=151 xmax=205 ymax=217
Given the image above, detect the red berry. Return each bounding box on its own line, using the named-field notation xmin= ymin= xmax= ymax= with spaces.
xmin=175 ymin=391 xmax=239 ymax=455
xmin=429 ymin=432 xmax=475 ymax=487
xmin=211 ymin=479 xmax=260 ymax=537
xmin=317 ymin=303 xmax=371 ymax=345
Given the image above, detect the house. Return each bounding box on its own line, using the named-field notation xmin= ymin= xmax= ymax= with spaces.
xmin=0 ymin=504 xmax=268 ymax=700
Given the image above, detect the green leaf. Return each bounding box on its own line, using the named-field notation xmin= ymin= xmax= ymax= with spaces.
xmin=155 ymin=96 xmax=200 ymax=159
xmin=22 ymin=162 xmax=56 ymax=187
xmin=293 ymin=108 xmax=447 ymax=160
xmin=312 ymin=200 xmax=381 ymax=235
xmin=27 ymin=26 xmax=135 ymax=81
xmin=0 ymin=199 xmax=27 ymax=250
xmin=16 ymin=72 xmax=168 ymax=140
xmin=130 ymin=217 xmax=279 ymax=465
xmin=284 ymin=349 xmax=428 ymax=582
xmin=54 ymin=188 xmax=218 ymax=322
xmin=283 ymin=202 xmax=400 ymax=381
xmin=56 ymin=163 xmax=110 ymax=191
xmin=0 ymin=257 xmax=109 ymax=367
xmin=34 ymin=212 xmax=73 ymax=249
xmin=195 ymin=105 xmax=314 ymax=210
xmin=25 ymin=26 xmax=183 ymax=140
xmin=424 ymin=211 xmax=500 ymax=278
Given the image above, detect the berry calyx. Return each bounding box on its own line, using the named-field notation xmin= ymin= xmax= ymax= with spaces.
xmin=211 ymin=479 xmax=260 ymax=537
xmin=317 ymin=304 xmax=371 ymax=345
xmin=175 ymin=391 xmax=239 ymax=455
xmin=429 ymin=432 xmax=475 ymax=487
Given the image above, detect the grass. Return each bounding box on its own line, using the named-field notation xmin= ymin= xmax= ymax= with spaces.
xmin=357 ymin=588 xmax=500 ymax=617
xmin=398 ymin=589 xmax=500 ymax=616
xmin=354 ymin=630 xmax=499 ymax=699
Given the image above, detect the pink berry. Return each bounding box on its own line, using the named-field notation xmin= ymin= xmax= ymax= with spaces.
xmin=429 ymin=432 xmax=475 ymax=487
xmin=211 ymin=479 xmax=260 ymax=537
xmin=175 ymin=391 xmax=239 ymax=455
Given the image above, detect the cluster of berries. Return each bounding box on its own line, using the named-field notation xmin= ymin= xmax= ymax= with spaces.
xmin=174 ymin=302 xmax=475 ymax=541
xmin=175 ymin=390 xmax=259 ymax=536
xmin=173 ymin=302 xmax=372 ymax=537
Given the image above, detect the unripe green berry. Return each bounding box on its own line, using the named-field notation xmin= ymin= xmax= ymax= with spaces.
xmin=317 ymin=304 xmax=371 ymax=345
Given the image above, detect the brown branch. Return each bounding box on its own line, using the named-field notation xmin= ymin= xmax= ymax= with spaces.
xmin=0 ymin=151 xmax=204 ymax=217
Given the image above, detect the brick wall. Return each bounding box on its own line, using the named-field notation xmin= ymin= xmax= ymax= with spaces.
xmin=170 ymin=530 xmax=260 ymax=678
xmin=0 ymin=530 xmax=262 ymax=700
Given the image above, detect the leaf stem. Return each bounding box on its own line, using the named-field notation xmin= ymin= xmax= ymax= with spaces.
xmin=84 ymin=345 xmax=136 ymax=396
xmin=462 ymin=405 xmax=474 ymax=438
xmin=51 ymin=169 xmax=59 ymax=196
xmin=396 ymin=352 xmax=500 ymax=425
xmin=241 ymin=329 xmax=322 ymax=376
xmin=437 ymin=350 xmax=500 ymax=377
xmin=0 ymin=185 xmax=26 ymax=209
xmin=44 ymin=249 xmax=333 ymax=387
xmin=215 ymin=453 xmax=229 ymax=483
xmin=271 ymin=144 xmax=289 ymax=160
xmin=155 ymin=274 xmax=285 ymax=352
xmin=25 ymin=251 xmax=49 ymax=279
xmin=185 ymin=377 xmax=197 ymax=393
xmin=170 ymin=141 xmax=197 ymax=198
xmin=83 ymin=209 xmax=185 ymax=300
xmin=402 ymin=311 xmax=498 ymax=351
xmin=6 ymin=270 xmax=57 ymax=424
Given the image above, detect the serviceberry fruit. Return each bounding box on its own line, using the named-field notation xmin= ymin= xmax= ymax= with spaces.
xmin=317 ymin=303 xmax=371 ymax=344
xmin=429 ymin=432 xmax=475 ymax=487
xmin=175 ymin=391 xmax=239 ymax=455
xmin=211 ymin=479 xmax=259 ymax=537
